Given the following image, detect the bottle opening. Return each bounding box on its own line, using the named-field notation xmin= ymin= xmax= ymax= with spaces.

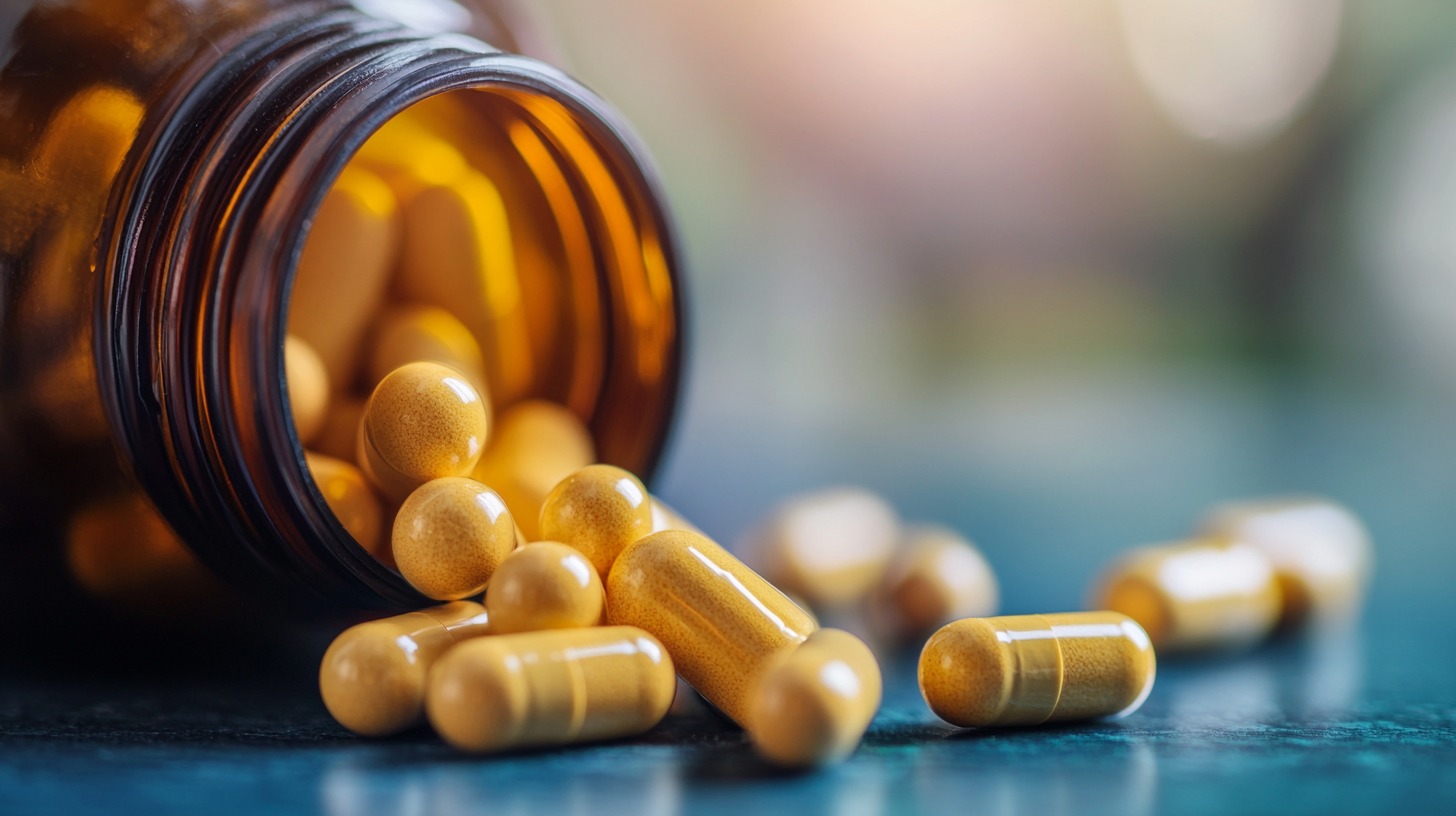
xmin=283 ymin=83 xmax=681 ymax=580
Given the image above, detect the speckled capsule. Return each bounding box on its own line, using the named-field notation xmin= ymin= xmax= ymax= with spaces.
xmin=426 ymin=626 xmax=675 ymax=753
xmin=747 ymin=628 xmax=882 ymax=767
xmin=485 ymin=541 xmax=605 ymax=634
xmin=392 ymin=477 xmax=517 ymax=600
xmin=1200 ymin=497 xmax=1371 ymax=629
xmin=919 ymin=612 xmax=1156 ymax=728
xmin=358 ymin=361 xmax=489 ymax=501
xmin=539 ymin=464 xmax=653 ymax=579
xmin=366 ymin=303 xmax=487 ymax=395
xmin=607 ymin=529 xmax=817 ymax=727
xmin=319 ymin=601 xmax=491 ymax=737
xmin=1091 ymin=538 xmax=1282 ymax=651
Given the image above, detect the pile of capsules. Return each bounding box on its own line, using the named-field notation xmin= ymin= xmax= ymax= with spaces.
xmin=286 ymin=116 xmax=1370 ymax=767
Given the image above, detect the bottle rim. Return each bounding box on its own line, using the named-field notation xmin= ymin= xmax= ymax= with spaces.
xmin=97 ymin=7 xmax=684 ymax=612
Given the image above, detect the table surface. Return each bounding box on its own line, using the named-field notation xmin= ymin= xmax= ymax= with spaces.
xmin=3 ymin=392 xmax=1456 ymax=816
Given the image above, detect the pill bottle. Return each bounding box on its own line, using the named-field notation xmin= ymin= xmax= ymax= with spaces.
xmin=0 ymin=0 xmax=683 ymax=617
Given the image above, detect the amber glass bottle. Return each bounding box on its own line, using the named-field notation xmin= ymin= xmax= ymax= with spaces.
xmin=0 ymin=0 xmax=683 ymax=615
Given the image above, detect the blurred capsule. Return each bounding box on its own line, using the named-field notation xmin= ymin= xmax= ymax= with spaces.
xmin=870 ymin=525 xmax=998 ymax=640
xmin=366 ymin=303 xmax=486 ymax=394
xmin=471 ymin=400 xmax=594 ymax=540
xmin=1091 ymin=539 xmax=1281 ymax=652
xmin=1201 ymin=497 xmax=1371 ymax=630
xmin=306 ymin=452 xmax=386 ymax=563
xmin=285 ymin=335 xmax=330 ymax=444
xmin=746 ymin=487 xmax=899 ymax=608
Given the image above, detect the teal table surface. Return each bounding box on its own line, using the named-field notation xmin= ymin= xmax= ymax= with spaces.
xmin=3 ymin=393 xmax=1456 ymax=816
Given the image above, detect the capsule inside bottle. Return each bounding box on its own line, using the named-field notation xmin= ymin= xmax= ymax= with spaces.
xmin=426 ymin=625 xmax=675 ymax=753
xmin=919 ymin=612 xmax=1156 ymax=728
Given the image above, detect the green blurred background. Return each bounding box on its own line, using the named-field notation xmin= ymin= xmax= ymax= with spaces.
xmin=536 ymin=0 xmax=1456 ymax=615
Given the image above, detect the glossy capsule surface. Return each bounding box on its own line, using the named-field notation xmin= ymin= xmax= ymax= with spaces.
xmin=285 ymin=334 xmax=329 ymax=444
xmin=607 ymin=529 xmax=817 ymax=726
xmin=1092 ymin=539 xmax=1282 ymax=651
xmin=319 ymin=601 xmax=491 ymax=737
xmin=306 ymin=452 xmax=385 ymax=561
xmin=393 ymin=477 xmax=517 ymax=600
xmin=747 ymin=628 xmax=882 ymax=767
xmin=539 ymin=464 xmax=653 ymax=578
xmin=472 ymin=400 xmax=595 ymax=541
xmin=1201 ymin=497 xmax=1371 ymax=629
xmin=358 ymin=361 xmax=489 ymax=501
xmin=919 ymin=612 xmax=1156 ymax=728
xmin=485 ymin=541 xmax=605 ymax=633
xmin=426 ymin=626 xmax=675 ymax=753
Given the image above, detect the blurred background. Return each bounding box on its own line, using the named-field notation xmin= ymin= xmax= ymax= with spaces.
xmin=533 ymin=0 xmax=1456 ymax=616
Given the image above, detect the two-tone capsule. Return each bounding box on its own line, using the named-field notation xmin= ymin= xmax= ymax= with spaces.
xmin=319 ymin=601 xmax=492 ymax=736
xmin=426 ymin=626 xmax=675 ymax=753
xmin=919 ymin=612 xmax=1155 ymax=728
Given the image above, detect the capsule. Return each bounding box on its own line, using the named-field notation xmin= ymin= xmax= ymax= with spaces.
xmin=366 ymin=303 xmax=487 ymax=394
xmin=426 ymin=626 xmax=675 ymax=753
xmin=392 ymin=477 xmax=517 ymax=600
xmin=1091 ymin=539 xmax=1281 ymax=651
xmin=1200 ymin=497 xmax=1371 ymax=629
xmin=288 ymin=164 xmax=399 ymax=390
xmin=746 ymin=487 xmax=900 ymax=608
xmin=747 ymin=628 xmax=882 ymax=767
xmin=306 ymin=452 xmax=386 ymax=562
xmin=471 ymin=400 xmax=595 ymax=540
xmin=319 ymin=601 xmax=492 ymax=736
xmin=919 ymin=612 xmax=1156 ymax=728
xmin=285 ymin=334 xmax=330 ymax=444
xmin=358 ymin=361 xmax=489 ymax=501
xmin=607 ymin=529 xmax=817 ymax=726
xmin=485 ymin=541 xmax=605 ymax=634
xmin=399 ymin=170 xmax=534 ymax=406
xmin=869 ymin=525 xmax=998 ymax=640
xmin=539 ymin=464 xmax=653 ymax=579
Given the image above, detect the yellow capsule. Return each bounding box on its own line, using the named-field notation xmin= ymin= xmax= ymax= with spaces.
xmin=747 ymin=628 xmax=882 ymax=767
xmin=1091 ymin=539 xmax=1282 ymax=651
xmin=607 ymin=529 xmax=817 ymax=726
xmin=870 ymin=525 xmax=999 ymax=640
xmin=472 ymin=400 xmax=595 ymax=540
xmin=319 ymin=601 xmax=491 ymax=737
xmin=485 ymin=541 xmax=605 ymax=634
xmin=312 ymin=395 xmax=366 ymax=464
xmin=306 ymin=452 xmax=386 ymax=562
xmin=1200 ymin=497 xmax=1371 ymax=629
xmin=358 ymin=361 xmax=489 ymax=501
xmin=285 ymin=335 xmax=330 ymax=444
xmin=919 ymin=612 xmax=1156 ymax=728
xmin=392 ymin=477 xmax=517 ymax=600
xmin=539 ymin=464 xmax=653 ymax=578
xmin=398 ymin=170 xmax=533 ymax=406
xmin=366 ymin=303 xmax=487 ymax=395
xmin=746 ymin=487 xmax=900 ymax=608
xmin=426 ymin=626 xmax=675 ymax=754
xmin=288 ymin=164 xmax=399 ymax=390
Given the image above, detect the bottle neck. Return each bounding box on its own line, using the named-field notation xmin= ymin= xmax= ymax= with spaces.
xmin=98 ymin=6 xmax=683 ymax=612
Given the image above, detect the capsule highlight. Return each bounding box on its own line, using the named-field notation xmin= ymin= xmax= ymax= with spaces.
xmin=607 ymin=529 xmax=816 ymax=726
xmin=919 ymin=612 xmax=1156 ymax=728
xmin=319 ymin=601 xmax=491 ymax=737
xmin=748 ymin=628 xmax=882 ymax=767
xmin=426 ymin=626 xmax=675 ymax=753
